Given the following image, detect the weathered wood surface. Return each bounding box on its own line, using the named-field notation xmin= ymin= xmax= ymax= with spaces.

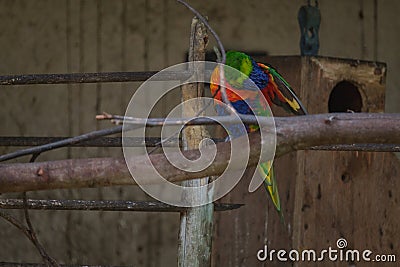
xmin=178 ymin=17 xmax=213 ymax=267
xmin=0 ymin=1 xmax=178 ymax=265
xmin=291 ymin=56 xmax=396 ymax=267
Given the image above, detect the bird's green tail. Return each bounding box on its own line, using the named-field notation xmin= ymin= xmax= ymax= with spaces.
xmin=259 ymin=161 xmax=284 ymax=223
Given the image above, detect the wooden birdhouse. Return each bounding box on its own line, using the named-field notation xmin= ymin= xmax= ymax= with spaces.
xmin=212 ymin=56 xmax=400 ymax=267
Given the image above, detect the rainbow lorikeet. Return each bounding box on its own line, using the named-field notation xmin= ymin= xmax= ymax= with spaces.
xmin=210 ymin=51 xmax=308 ymax=219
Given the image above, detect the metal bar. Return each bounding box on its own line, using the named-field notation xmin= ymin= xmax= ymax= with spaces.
xmin=0 ymin=137 xmax=175 ymax=147
xmin=0 ymin=125 xmax=138 ymax=162
xmin=0 ymin=137 xmax=227 ymax=147
xmin=1 ymin=137 xmax=399 ymax=151
xmin=0 ymin=199 xmax=243 ymax=212
xmin=310 ymin=144 xmax=400 ymax=152
xmin=0 ymin=136 xmax=124 ymax=147
xmin=0 ymin=71 xmax=192 ymax=85
xmin=0 ymin=263 xmax=130 ymax=267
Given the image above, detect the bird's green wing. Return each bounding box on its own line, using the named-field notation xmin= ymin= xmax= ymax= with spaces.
xmin=258 ymin=63 xmax=308 ymax=115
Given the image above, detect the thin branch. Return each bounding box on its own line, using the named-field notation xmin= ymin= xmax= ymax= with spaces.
xmin=176 ymin=0 xmax=234 ymax=117
xmin=2 ymin=113 xmax=400 ymax=163
xmin=0 ymin=209 xmax=59 ymax=266
xmin=142 ymin=3 xmax=226 ymax=154
xmin=1 ymin=113 xmax=399 ymax=193
xmin=0 ymin=125 xmax=140 ymax=162
xmin=176 ymin=0 xmax=225 ymax=64
xmin=144 ymin=87 xmax=222 ymax=155
xmin=22 ymin=192 xmax=59 ymax=267
xmin=97 ymin=113 xmax=265 ymax=126
xmin=98 ymin=112 xmax=256 ymax=156
xmin=19 ymin=156 xmax=60 ymax=266
xmin=0 ymin=210 xmax=36 ymax=244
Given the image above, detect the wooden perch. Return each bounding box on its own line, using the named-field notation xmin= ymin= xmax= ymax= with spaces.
xmin=274 ymin=113 xmax=400 ymax=156
xmin=0 ymin=113 xmax=399 ymax=194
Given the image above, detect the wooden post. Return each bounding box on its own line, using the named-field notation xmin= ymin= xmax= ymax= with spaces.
xmin=178 ymin=17 xmax=213 ymax=267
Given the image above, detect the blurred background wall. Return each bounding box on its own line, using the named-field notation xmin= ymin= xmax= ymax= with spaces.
xmin=0 ymin=0 xmax=399 ymax=265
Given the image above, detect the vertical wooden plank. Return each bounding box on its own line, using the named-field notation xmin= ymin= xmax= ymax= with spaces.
xmin=0 ymin=0 xmax=69 ymax=162
xmin=212 ymin=167 xmax=280 ymax=267
xmin=266 ymin=58 xmax=304 ymax=264
xmin=178 ymin=17 xmax=213 ymax=267
xmin=64 ymin=0 xmax=81 ymax=262
xmin=0 ymin=0 xmax=71 ymax=263
xmin=71 ymin=0 xmax=100 ymax=157
xmin=378 ymin=0 xmax=400 ymax=113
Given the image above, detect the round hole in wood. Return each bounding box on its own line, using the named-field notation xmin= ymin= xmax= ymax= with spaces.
xmin=328 ymin=81 xmax=362 ymax=113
